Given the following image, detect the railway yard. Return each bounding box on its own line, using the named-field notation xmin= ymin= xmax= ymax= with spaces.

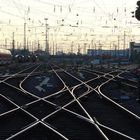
xmin=0 ymin=62 xmax=140 ymax=140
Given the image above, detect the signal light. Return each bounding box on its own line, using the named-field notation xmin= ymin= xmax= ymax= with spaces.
xmin=131 ymin=11 xmax=135 ymax=18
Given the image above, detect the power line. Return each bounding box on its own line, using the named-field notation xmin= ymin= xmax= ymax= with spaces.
xmin=0 ymin=9 xmax=24 ymax=19
xmin=11 ymin=0 xmax=24 ymax=18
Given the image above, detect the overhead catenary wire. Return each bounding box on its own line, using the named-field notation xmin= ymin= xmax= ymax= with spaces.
xmin=0 ymin=0 xmax=139 ymax=53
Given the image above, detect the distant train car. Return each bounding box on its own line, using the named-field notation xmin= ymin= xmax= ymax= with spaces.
xmin=15 ymin=55 xmax=24 ymax=63
xmin=0 ymin=48 xmax=11 ymax=65
xmin=24 ymin=55 xmax=30 ymax=62
xmin=30 ymin=54 xmax=38 ymax=62
xmin=15 ymin=54 xmax=38 ymax=63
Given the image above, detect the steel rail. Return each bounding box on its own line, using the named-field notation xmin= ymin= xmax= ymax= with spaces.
xmin=50 ymin=65 xmax=139 ymax=139
xmin=42 ymin=95 xmax=135 ymax=140
xmin=1 ymin=64 xmax=68 ymax=140
xmin=51 ymin=65 xmax=109 ymax=140
xmin=18 ymin=64 xmax=136 ymax=139
xmin=0 ymin=64 xmax=38 ymax=83
xmin=4 ymin=63 xmax=136 ymax=139
xmin=82 ymin=69 xmax=137 ymax=89
xmin=98 ymin=71 xmax=140 ymax=120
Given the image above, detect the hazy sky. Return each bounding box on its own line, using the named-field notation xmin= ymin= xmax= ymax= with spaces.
xmin=0 ymin=0 xmax=139 ymax=53
xmin=0 ymin=0 xmax=138 ymax=24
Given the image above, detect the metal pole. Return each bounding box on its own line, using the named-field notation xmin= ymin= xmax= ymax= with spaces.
xmin=110 ymin=42 xmax=112 ymax=57
xmin=38 ymin=40 xmax=40 ymax=50
xmin=12 ymin=32 xmax=15 ymax=56
xmin=84 ymin=43 xmax=86 ymax=54
xmin=71 ymin=41 xmax=73 ymax=54
xmin=24 ymin=22 xmax=26 ymax=53
xmin=5 ymin=38 xmax=7 ymax=49
xmin=118 ymin=35 xmax=120 ymax=57
xmin=27 ymin=37 xmax=29 ymax=50
xmin=78 ymin=43 xmax=80 ymax=55
xmin=123 ymin=31 xmax=126 ymax=57
xmin=53 ymin=41 xmax=54 ymax=55
xmin=45 ymin=18 xmax=49 ymax=54
xmin=56 ymin=43 xmax=57 ymax=54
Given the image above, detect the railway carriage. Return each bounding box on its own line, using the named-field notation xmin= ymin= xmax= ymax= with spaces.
xmin=0 ymin=48 xmax=11 ymax=65
xmin=15 ymin=54 xmax=38 ymax=63
xmin=15 ymin=55 xmax=25 ymax=63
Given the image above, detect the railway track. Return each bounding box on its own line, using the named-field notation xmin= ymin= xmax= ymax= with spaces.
xmin=0 ymin=64 xmax=68 ymax=140
xmin=0 ymin=63 xmax=140 ymax=139
xmin=50 ymin=65 xmax=139 ymax=139
xmin=98 ymin=72 xmax=140 ymax=117
xmin=78 ymin=68 xmax=140 ymax=116
xmin=45 ymin=65 xmax=139 ymax=138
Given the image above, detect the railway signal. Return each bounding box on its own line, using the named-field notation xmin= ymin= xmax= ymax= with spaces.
xmin=135 ymin=1 xmax=140 ymax=20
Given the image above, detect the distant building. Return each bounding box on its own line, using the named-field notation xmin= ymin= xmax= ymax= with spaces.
xmin=87 ymin=49 xmax=108 ymax=56
xmin=87 ymin=49 xmax=128 ymax=58
xmin=129 ymin=42 xmax=140 ymax=62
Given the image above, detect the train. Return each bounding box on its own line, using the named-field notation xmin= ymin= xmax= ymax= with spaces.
xmin=0 ymin=48 xmax=38 ymax=65
xmin=0 ymin=48 xmax=12 ymax=65
xmin=14 ymin=54 xmax=38 ymax=63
